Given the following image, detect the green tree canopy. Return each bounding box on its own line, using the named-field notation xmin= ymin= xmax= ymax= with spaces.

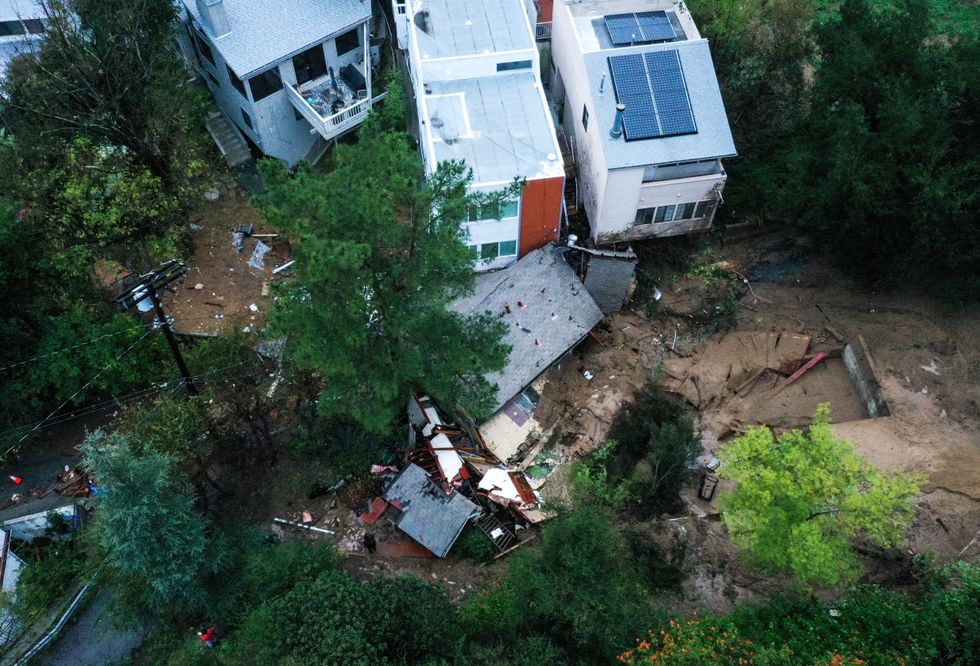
xmin=257 ymin=113 xmax=511 ymax=432
xmin=82 ymin=431 xmax=225 ymax=613
xmin=718 ymin=405 xmax=919 ymax=588
xmin=773 ymin=0 xmax=980 ymax=293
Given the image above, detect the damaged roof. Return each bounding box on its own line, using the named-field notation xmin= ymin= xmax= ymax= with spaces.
xmin=383 ymin=464 xmax=479 ymax=558
xmin=452 ymin=245 xmax=603 ymax=414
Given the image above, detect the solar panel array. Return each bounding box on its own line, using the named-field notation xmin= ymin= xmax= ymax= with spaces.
xmin=603 ymin=11 xmax=676 ymax=46
xmin=608 ymin=50 xmax=697 ymax=141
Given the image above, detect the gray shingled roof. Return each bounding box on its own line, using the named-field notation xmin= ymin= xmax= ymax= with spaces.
xmin=383 ymin=464 xmax=478 ymax=557
xmin=452 ymin=245 xmax=603 ymax=413
xmin=583 ymin=40 xmax=736 ymax=168
xmin=182 ymin=0 xmax=370 ymax=78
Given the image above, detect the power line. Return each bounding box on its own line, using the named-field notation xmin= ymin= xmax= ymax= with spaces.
xmin=2 ymin=329 xmax=154 ymax=457
xmin=0 ymin=323 xmax=154 ymax=374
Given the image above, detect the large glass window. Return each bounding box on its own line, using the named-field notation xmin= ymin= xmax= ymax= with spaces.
xmin=481 ymin=243 xmax=500 ymax=260
xmin=249 ymin=68 xmax=282 ymax=102
xmin=193 ymin=31 xmax=214 ymax=66
xmin=497 ymin=60 xmax=532 ymax=72
xmin=240 ymin=108 xmax=254 ymax=131
xmin=654 ymin=205 xmax=673 ymax=223
xmin=293 ymin=44 xmax=327 ymax=85
xmin=677 ymin=202 xmax=697 ymax=220
xmin=335 ymin=28 xmax=360 ymax=56
xmin=499 ymin=240 xmax=518 ymax=256
xmin=227 ymin=64 xmax=247 ymax=98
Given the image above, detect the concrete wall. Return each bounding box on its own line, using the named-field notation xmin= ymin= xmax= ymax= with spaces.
xmin=843 ymin=337 xmax=891 ymax=418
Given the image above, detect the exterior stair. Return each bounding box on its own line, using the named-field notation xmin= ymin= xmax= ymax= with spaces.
xmin=476 ymin=513 xmax=517 ymax=551
xmin=206 ymin=112 xmax=251 ymax=168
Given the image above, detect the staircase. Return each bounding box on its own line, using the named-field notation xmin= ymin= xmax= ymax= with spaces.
xmin=476 ymin=513 xmax=518 ymax=552
xmin=206 ymin=112 xmax=251 ymax=168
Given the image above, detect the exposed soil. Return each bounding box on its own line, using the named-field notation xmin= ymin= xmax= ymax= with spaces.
xmin=161 ymin=177 xmax=292 ymax=337
xmin=527 ymin=229 xmax=980 ymax=612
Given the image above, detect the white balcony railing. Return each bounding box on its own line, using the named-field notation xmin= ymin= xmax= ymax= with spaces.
xmin=286 ymin=82 xmax=372 ymax=141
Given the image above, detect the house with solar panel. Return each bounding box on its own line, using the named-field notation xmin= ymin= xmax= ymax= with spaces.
xmin=551 ymin=0 xmax=736 ymax=242
xmin=392 ymin=0 xmax=565 ymax=271
xmin=177 ymin=0 xmax=379 ymax=167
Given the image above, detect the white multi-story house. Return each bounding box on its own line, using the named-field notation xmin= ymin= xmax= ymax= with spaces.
xmin=179 ymin=0 xmax=377 ymax=167
xmin=0 ymin=0 xmax=45 ymax=79
xmin=551 ymin=0 xmax=735 ymax=243
xmin=393 ymin=0 xmax=566 ymax=271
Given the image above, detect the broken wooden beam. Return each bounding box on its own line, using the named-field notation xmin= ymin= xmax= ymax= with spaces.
xmin=787 ymin=352 xmax=827 ymax=384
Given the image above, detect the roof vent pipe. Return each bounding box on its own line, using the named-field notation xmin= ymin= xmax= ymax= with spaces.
xmin=598 ymin=73 xmax=606 ymax=95
xmin=196 ymin=0 xmax=231 ymax=38
xmin=609 ymin=103 xmax=626 ymax=139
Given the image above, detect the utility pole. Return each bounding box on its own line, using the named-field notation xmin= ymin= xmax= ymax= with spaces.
xmin=115 ymin=259 xmax=198 ymax=395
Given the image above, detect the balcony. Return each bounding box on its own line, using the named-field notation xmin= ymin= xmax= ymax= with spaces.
xmin=286 ymin=68 xmax=372 ymax=141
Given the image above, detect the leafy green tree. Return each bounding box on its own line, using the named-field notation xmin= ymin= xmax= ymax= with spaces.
xmin=773 ymin=0 xmax=980 ymax=293
xmin=575 ymin=384 xmax=700 ymax=515
xmin=1 ymin=0 xmax=207 ymax=197
xmin=462 ymin=507 xmax=662 ymax=663
xmin=257 ymin=111 xmax=511 ymax=432
xmin=82 ymin=431 xmax=225 ymax=614
xmin=718 ymin=405 xmax=919 ymax=588
xmin=227 ymin=570 xmax=456 ymax=665
xmin=687 ymin=0 xmax=814 ymax=222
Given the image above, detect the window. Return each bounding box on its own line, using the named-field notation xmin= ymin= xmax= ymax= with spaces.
xmin=481 ymin=242 xmax=500 ymax=260
xmin=206 ymin=72 xmax=220 ymax=88
xmin=292 ymin=44 xmax=327 ymax=85
xmin=227 ymin=64 xmax=247 ymax=98
xmin=678 ymin=202 xmax=697 ymax=220
xmin=581 ymin=105 xmax=589 ymax=131
xmin=501 ymin=200 xmax=520 ymax=218
xmin=193 ymin=31 xmax=214 ymax=66
xmin=22 ymin=19 xmax=44 ymax=33
xmin=0 ymin=21 xmax=25 ymax=36
xmin=335 ymin=28 xmax=360 ymax=56
xmin=635 ymin=200 xmax=716 ymax=226
xmin=695 ymin=200 xmax=715 ymax=219
xmin=642 ymin=165 xmax=658 ymax=183
xmin=497 ymin=60 xmax=532 ymax=72
xmin=249 ymin=67 xmax=282 ymax=102
xmin=500 ymin=240 xmax=518 ymax=256
xmin=240 ymin=108 xmax=254 ymax=131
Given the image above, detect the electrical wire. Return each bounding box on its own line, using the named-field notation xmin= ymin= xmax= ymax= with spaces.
xmin=2 ymin=329 xmax=154 ymax=456
xmin=0 ymin=323 xmax=155 ymax=374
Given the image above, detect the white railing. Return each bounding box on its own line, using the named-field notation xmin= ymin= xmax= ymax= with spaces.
xmin=536 ymin=22 xmax=552 ymax=40
xmin=285 ymin=85 xmax=372 ymax=140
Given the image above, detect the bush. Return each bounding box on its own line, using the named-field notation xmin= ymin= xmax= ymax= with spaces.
xmin=576 ymin=384 xmax=700 ymax=516
xmin=11 ymin=538 xmax=87 ymax=621
xmin=456 ymin=526 xmax=497 ymax=564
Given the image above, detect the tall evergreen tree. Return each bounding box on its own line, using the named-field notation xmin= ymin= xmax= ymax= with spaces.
xmin=257 ymin=110 xmax=512 ymax=433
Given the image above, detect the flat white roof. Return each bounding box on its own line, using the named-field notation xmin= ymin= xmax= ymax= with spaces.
xmin=415 ymin=0 xmax=533 ymax=59
xmin=424 ymin=73 xmax=563 ymax=183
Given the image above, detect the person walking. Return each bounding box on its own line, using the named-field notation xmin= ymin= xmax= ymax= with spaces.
xmin=363 ymin=533 xmax=377 ymax=554
xmin=198 ymin=626 xmax=216 ymax=648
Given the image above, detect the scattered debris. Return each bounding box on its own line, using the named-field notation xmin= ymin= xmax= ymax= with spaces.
xmin=272 ymin=517 xmax=335 ymax=535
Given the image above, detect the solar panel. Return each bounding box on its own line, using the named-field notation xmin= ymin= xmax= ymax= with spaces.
xmin=645 ymin=51 xmax=697 ymax=135
xmin=604 ymin=13 xmax=641 ymax=46
xmin=605 ymin=11 xmax=676 ymax=45
xmin=608 ymin=54 xmax=660 ymax=139
xmin=635 ymin=11 xmax=675 ymax=43
xmin=607 ymin=50 xmax=697 ymax=141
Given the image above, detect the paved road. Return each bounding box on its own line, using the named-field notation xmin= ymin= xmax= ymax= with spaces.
xmin=40 ymin=588 xmax=146 ymax=666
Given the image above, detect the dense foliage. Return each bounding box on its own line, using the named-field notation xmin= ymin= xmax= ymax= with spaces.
xmin=257 ymin=100 xmax=512 ymax=433
xmin=621 ymin=563 xmax=980 ymax=665
xmin=574 ymin=384 xmax=700 ymax=515
xmin=82 ymin=431 xmax=227 ymax=613
xmin=718 ymin=405 xmax=920 ymax=588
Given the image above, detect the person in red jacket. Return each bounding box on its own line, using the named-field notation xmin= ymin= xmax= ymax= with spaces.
xmin=198 ymin=627 xmax=216 ymax=648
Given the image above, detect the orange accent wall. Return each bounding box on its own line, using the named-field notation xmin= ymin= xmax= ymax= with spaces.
xmin=519 ymin=176 xmax=564 ymax=257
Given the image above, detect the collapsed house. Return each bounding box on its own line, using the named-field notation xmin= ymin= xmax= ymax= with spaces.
xmin=451 ymin=244 xmax=603 ymax=461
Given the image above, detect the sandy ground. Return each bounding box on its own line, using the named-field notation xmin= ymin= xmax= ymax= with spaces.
xmin=162 ymin=178 xmax=291 ymax=337
xmin=526 ymin=230 xmax=979 ymax=610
